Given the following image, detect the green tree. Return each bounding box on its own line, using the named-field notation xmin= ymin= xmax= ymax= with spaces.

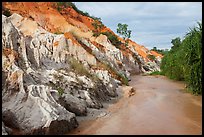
xmin=152 ymin=47 xmax=157 ymax=51
xmin=117 ymin=23 xmax=131 ymax=46
xmin=151 ymin=47 xmax=169 ymax=55
xmin=171 ymin=37 xmax=181 ymax=50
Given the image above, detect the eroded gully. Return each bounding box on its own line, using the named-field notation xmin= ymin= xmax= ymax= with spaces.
xmin=68 ymin=75 xmax=202 ymax=135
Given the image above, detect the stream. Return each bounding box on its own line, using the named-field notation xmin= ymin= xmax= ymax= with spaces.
xmin=68 ymin=75 xmax=202 ymax=135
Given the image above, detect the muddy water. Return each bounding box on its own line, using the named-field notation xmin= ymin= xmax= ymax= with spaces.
xmin=68 ymin=75 xmax=202 ymax=135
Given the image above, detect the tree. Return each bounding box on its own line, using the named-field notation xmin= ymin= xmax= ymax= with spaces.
xmin=171 ymin=37 xmax=181 ymax=50
xmin=152 ymin=47 xmax=157 ymax=51
xmin=117 ymin=23 xmax=131 ymax=46
xmin=151 ymin=47 xmax=169 ymax=55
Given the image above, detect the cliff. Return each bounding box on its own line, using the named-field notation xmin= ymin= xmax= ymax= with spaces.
xmin=2 ymin=2 xmax=163 ymax=135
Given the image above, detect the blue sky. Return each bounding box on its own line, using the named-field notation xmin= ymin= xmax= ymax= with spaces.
xmin=74 ymin=2 xmax=202 ymax=50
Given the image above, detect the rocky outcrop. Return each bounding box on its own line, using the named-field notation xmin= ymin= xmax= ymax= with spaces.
xmin=2 ymin=122 xmax=8 ymax=135
xmin=122 ymin=86 xmax=136 ymax=98
xmin=2 ymin=14 xmax=76 ymax=135
xmin=58 ymin=93 xmax=87 ymax=116
xmin=3 ymin=2 xmax=162 ymax=74
xmin=2 ymin=2 xmax=163 ymax=135
xmin=2 ymin=79 xmax=79 ymax=135
xmin=2 ymin=14 xmax=118 ymax=135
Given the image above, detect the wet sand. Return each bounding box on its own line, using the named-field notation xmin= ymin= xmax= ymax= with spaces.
xmin=68 ymin=75 xmax=202 ymax=135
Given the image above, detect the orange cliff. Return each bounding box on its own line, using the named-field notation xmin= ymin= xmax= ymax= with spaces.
xmin=3 ymin=2 xmax=163 ymax=61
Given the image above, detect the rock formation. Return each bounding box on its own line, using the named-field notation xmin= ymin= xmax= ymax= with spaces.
xmin=2 ymin=2 xmax=163 ymax=135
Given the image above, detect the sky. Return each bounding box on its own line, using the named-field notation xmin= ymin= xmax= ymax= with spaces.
xmin=74 ymin=2 xmax=202 ymax=50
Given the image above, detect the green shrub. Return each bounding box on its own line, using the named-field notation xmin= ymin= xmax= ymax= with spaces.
xmin=147 ymin=54 xmax=156 ymax=61
xmin=149 ymin=71 xmax=164 ymax=75
xmin=102 ymin=32 xmax=121 ymax=46
xmin=103 ymin=62 xmax=129 ymax=85
xmin=3 ymin=8 xmax=11 ymax=17
xmin=93 ymin=32 xmax=100 ymax=37
xmin=182 ymin=22 xmax=202 ymax=94
xmin=69 ymin=58 xmax=90 ymax=76
xmin=117 ymin=73 xmax=129 ymax=86
xmin=57 ymin=87 xmax=64 ymax=96
xmin=57 ymin=6 xmax=62 ymax=11
xmin=56 ymin=2 xmax=103 ymax=23
xmin=47 ymin=81 xmax=64 ymax=96
xmin=92 ymin=21 xmax=104 ymax=32
xmin=93 ymin=31 xmax=122 ymax=48
xmin=160 ymin=22 xmax=202 ymax=95
xmin=67 ymin=57 xmax=100 ymax=83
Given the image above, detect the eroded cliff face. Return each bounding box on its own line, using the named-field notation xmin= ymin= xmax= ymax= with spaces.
xmin=2 ymin=2 xmax=162 ymax=135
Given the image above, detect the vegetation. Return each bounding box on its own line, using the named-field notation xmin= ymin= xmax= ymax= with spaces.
xmin=160 ymin=22 xmax=202 ymax=95
xmin=147 ymin=54 xmax=156 ymax=61
xmin=68 ymin=57 xmax=100 ymax=82
xmin=47 ymin=80 xmax=64 ymax=96
xmin=102 ymin=32 xmax=122 ymax=47
xmin=56 ymin=2 xmax=78 ymax=12
xmin=3 ymin=8 xmax=11 ymax=17
xmin=56 ymin=2 xmax=102 ymax=22
xmin=92 ymin=20 xmax=104 ymax=32
xmin=149 ymin=71 xmax=164 ymax=75
xmin=102 ymin=62 xmax=129 ymax=85
xmin=57 ymin=87 xmax=64 ymax=96
xmin=117 ymin=72 xmax=129 ymax=86
xmin=93 ymin=31 xmax=122 ymax=48
xmin=117 ymin=23 xmax=131 ymax=46
xmin=69 ymin=57 xmax=90 ymax=76
xmin=151 ymin=47 xmax=169 ymax=55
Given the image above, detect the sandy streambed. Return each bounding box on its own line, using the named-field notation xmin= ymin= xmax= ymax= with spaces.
xmin=68 ymin=75 xmax=202 ymax=135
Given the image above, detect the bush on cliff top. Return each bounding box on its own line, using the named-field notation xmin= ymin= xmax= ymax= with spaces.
xmin=56 ymin=2 xmax=102 ymax=22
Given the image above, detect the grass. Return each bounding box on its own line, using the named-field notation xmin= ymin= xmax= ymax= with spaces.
xmin=68 ymin=57 xmax=100 ymax=82
xmin=47 ymin=81 xmax=64 ymax=96
xmin=69 ymin=58 xmax=90 ymax=76
xmin=149 ymin=71 xmax=164 ymax=75
xmin=100 ymin=62 xmax=129 ymax=86
xmin=57 ymin=87 xmax=64 ymax=96
xmin=69 ymin=58 xmax=129 ymax=86
xmin=147 ymin=54 xmax=156 ymax=61
xmin=117 ymin=72 xmax=129 ymax=86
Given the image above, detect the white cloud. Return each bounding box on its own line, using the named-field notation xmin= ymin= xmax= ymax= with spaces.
xmin=74 ymin=2 xmax=202 ymax=49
